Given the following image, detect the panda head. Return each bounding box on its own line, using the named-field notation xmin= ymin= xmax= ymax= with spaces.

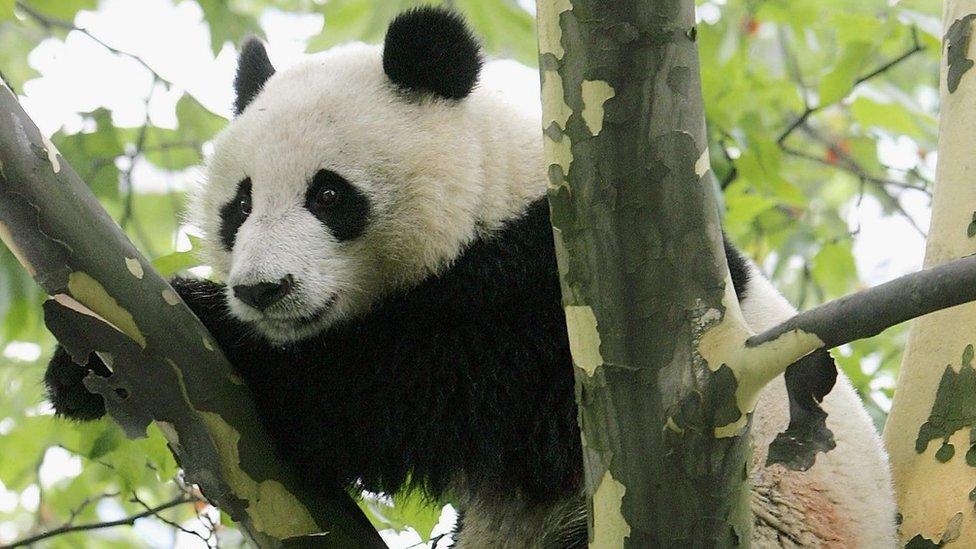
xmin=191 ymin=7 xmax=542 ymax=344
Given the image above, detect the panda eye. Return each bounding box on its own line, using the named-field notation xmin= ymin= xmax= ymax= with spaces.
xmin=314 ymin=187 xmax=339 ymax=209
xmin=218 ymin=177 xmax=253 ymax=251
xmin=239 ymin=194 xmax=252 ymax=215
xmin=304 ymin=169 xmax=370 ymax=241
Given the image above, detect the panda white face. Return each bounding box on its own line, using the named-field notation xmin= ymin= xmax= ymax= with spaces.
xmin=191 ymin=8 xmax=546 ymax=344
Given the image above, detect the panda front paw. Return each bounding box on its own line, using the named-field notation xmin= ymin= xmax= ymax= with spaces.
xmin=44 ymin=346 xmax=110 ymax=421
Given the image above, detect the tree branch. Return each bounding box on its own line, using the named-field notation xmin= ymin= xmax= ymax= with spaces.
xmin=777 ymin=29 xmax=924 ymax=145
xmin=0 ymin=64 xmax=382 ymax=547
xmin=1 ymin=496 xmax=193 ymax=549
xmin=745 ymin=253 xmax=976 ymax=380
xmin=784 ymin=126 xmax=930 ymax=236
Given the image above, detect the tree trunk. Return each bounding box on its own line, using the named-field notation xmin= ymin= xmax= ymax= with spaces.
xmin=537 ymin=1 xmax=976 ymax=547
xmin=883 ymin=2 xmax=976 ymax=546
xmin=535 ymin=1 xmax=756 ymax=545
xmin=0 ymin=76 xmax=383 ymax=548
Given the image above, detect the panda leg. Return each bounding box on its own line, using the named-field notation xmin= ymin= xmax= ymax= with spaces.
xmin=44 ymin=346 xmax=110 ymax=421
xmin=44 ymin=277 xmax=232 ymax=421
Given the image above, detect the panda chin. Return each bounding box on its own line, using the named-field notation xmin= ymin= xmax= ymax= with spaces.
xmin=251 ymin=295 xmax=337 ymax=344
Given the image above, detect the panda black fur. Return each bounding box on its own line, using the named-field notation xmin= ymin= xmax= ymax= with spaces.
xmin=45 ymin=7 xmax=896 ymax=547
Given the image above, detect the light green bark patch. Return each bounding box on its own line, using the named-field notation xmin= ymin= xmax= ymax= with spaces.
xmin=67 ymin=271 xmax=146 ymax=348
xmin=665 ymin=416 xmax=685 ymax=434
xmin=40 ymin=133 xmax=61 ymax=173
xmin=697 ymin=279 xmax=825 ymax=437
xmin=536 ymin=0 xmax=572 ymax=59
xmin=592 ymin=470 xmax=630 ymax=548
xmin=166 ymin=358 xmax=192 ymax=401
xmin=695 ymin=147 xmax=711 ymax=178
xmin=156 ymin=420 xmax=180 ymax=451
xmin=542 ymin=71 xmax=572 ymax=130
xmin=564 ymin=305 xmax=604 ymax=376
xmin=580 ymin=80 xmax=614 ymax=136
xmin=0 ymin=220 xmax=35 ymax=276
xmin=125 ymin=257 xmax=144 ymax=279
xmin=162 ymin=288 xmax=180 ymax=305
xmin=199 ymin=411 xmax=319 ymax=539
xmin=544 ymin=132 xmax=573 ymax=184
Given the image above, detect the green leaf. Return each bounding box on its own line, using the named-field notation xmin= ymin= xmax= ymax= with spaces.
xmin=22 ymin=0 xmax=97 ymax=20
xmin=309 ymin=0 xmax=406 ymax=52
xmin=723 ymin=181 xmax=776 ymax=236
xmin=176 ymin=94 xmax=226 ymax=142
xmin=735 ymin=134 xmax=805 ymax=206
xmin=811 ymin=241 xmax=858 ymax=297
xmin=845 ymin=137 xmax=884 ymax=174
xmin=0 ymin=417 xmax=59 ymax=490
xmin=194 ymin=0 xmax=263 ymax=55
xmin=850 ymin=97 xmax=920 ymax=136
xmin=456 ymin=0 xmax=537 ymax=65
xmin=389 ymin=490 xmax=441 ymax=539
xmin=0 ymin=0 xmax=14 ymax=21
xmin=88 ymin=423 xmax=124 ymax=460
xmin=152 ymin=235 xmax=203 ymax=276
xmin=139 ymin=127 xmax=200 ymax=170
xmin=818 ymin=41 xmax=874 ymax=105
xmin=358 ymin=489 xmax=442 ymax=539
xmin=53 ymin=109 xmax=125 ymax=202
xmin=139 ymin=94 xmax=223 ymax=171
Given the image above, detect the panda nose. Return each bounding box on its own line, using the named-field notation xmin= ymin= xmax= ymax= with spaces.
xmin=233 ymin=275 xmax=294 ymax=311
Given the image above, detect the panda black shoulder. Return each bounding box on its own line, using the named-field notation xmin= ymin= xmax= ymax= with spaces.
xmin=723 ymin=234 xmax=751 ymax=302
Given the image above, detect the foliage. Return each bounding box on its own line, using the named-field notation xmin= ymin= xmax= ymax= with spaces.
xmin=0 ymin=0 xmax=939 ymax=546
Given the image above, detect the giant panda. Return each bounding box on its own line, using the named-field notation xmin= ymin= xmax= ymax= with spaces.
xmin=44 ymin=7 xmax=896 ymax=547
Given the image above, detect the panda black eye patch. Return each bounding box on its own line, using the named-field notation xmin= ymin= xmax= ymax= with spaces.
xmin=219 ymin=177 xmax=252 ymax=251
xmin=304 ymin=169 xmax=370 ymax=241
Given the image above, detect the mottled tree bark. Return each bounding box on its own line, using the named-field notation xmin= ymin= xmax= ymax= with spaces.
xmin=884 ymin=2 xmax=976 ymax=546
xmin=536 ymin=1 xmax=976 ymax=548
xmin=0 ymin=79 xmax=383 ymax=547
xmin=536 ymin=1 xmax=757 ymax=545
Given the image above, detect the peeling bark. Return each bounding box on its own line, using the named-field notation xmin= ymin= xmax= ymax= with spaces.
xmin=0 ymin=75 xmax=382 ymax=547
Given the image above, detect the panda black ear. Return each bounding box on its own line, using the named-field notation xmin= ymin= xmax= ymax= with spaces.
xmin=382 ymin=7 xmax=483 ymax=100
xmin=234 ymin=37 xmax=276 ymax=115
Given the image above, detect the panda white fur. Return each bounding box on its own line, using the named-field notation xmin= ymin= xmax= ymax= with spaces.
xmin=45 ymin=7 xmax=896 ymax=547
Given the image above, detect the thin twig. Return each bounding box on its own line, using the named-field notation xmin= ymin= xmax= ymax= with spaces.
xmin=780 ymin=144 xmax=929 ymax=236
xmin=14 ymin=1 xmax=175 ymax=88
xmin=131 ymin=492 xmax=212 ymax=546
xmin=1 ymin=496 xmax=193 ymax=549
xmin=65 ymin=491 xmax=121 ymax=526
xmin=852 ymin=28 xmax=922 ymax=87
xmin=777 ymin=29 xmax=924 ymax=145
